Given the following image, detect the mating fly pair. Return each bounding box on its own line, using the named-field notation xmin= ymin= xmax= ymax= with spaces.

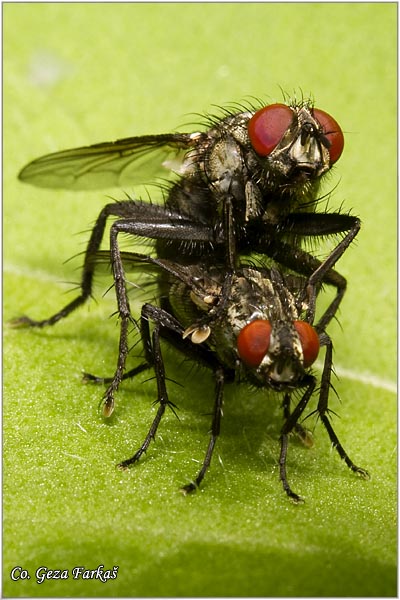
xmin=14 ymin=97 xmax=368 ymax=500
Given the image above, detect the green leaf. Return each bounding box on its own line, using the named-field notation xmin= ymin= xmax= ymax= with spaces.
xmin=4 ymin=3 xmax=396 ymax=597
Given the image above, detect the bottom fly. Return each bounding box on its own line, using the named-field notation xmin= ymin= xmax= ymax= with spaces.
xmin=84 ymin=257 xmax=369 ymax=502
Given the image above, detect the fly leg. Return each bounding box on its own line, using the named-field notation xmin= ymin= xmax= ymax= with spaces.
xmin=181 ymin=366 xmax=225 ymax=493
xmin=117 ymin=304 xmax=183 ymax=468
xmin=116 ymin=302 xmax=227 ymax=484
xmin=316 ymin=333 xmax=369 ymax=478
xmin=223 ymin=197 xmax=238 ymax=270
xmin=303 ymin=216 xmax=361 ymax=330
xmin=279 ymin=375 xmax=316 ymax=502
xmin=282 ymin=393 xmax=314 ymax=448
xmin=10 ymin=200 xmax=214 ymax=329
xmin=83 ymin=364 xmax=149 ymax=385
xmin=10 ymin=202 xmax=117 ymax=328
xmin=101 ymin=215 xmax=214 ymax=414
xmin=259 ymin=213 xmax=361 ymax=329
xmin=100 ymin=219 xmax=134 ymax=416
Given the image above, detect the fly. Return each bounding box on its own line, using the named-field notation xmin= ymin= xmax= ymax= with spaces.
xmin=18 ymin=97 xmax=360 ymax=280
xmin=83 ymin=255 xmax=368 ymax=501
xmin=12 ymin=96 xmax=367 ymax=498
xmin=15 ymin=98 xmax=361 ymax=413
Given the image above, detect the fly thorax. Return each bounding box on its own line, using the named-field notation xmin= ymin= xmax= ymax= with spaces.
xmin=177 ymin=134 xmax=206 ymax=176
xmin=205 ymin=138 xmax=243 ymax=193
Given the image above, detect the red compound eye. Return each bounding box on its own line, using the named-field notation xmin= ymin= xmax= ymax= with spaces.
xmin=237 ymin=319 xmax=272 ymax=368
xmin=312 ymin=108 xmax=344 ymax=165
xmin=294 ymin=321 xmax=320 ymax=368
xmin=248 ymin=104 xmax=294 ymax=157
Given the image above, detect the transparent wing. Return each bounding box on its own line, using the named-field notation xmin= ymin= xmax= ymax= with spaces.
xmin=18 ymin=132 xmax=201 ymax=191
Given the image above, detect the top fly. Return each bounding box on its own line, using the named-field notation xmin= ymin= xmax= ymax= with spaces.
xmin=18 ymin=97 xmax=358 ymax=279
xmin=18 ymin=99 xmax=343 ymax=194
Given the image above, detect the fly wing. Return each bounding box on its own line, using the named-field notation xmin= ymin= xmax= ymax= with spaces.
xmin=18 ymin=132 xmax=201 ymax=191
